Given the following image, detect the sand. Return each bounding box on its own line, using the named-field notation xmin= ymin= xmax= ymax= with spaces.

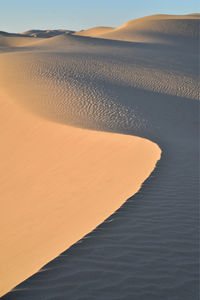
xmin=74 ymin=14 xmax=200 ymax=44
xmin=0 ymin=90 xmax=160 ymax=297
xmin=0 ymin=29 xmax=161 ymax=297
xmin=21 ymin=29 xmax=74 ymax=38
xmin=0 ymin=13 xmax=199 ymax=299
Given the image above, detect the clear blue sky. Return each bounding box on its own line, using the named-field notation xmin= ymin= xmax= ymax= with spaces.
xmin=0 ymin=0 xmax=199 ymax=33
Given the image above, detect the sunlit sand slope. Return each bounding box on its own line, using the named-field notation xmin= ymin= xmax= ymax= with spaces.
xmin=0 ymin=35 xmax=40 ymax=47
xmin=75 ymin=26 xmax=113 ymax=37
xmin=75 ymin=14 xmax=200 ymax=44
xmin=0 ymin=91 xmax=160 ymax=297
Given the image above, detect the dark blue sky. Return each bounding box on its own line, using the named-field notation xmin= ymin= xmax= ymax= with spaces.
xmin=1 ymin=0 xmax=199 ymax=33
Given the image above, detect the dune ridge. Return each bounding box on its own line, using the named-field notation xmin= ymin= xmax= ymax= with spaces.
xmin=0 ymin=22 xmax=163 ymax=296
xmin=74 ymin=13 xmax=200 ymax=44
xmin=0 ymin=13 xmax=199 ymax=299
xmin=0 ymin=89 xmax=160 ymax=297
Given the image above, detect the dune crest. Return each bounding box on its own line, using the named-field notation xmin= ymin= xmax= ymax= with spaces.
xmin=74 ymin=14 xmax=200 ymax=43
xmin=74 ymin=26 xmax=113 ymax=37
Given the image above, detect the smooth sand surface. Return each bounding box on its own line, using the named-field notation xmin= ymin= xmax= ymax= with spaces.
xmin=0 ymin=90 xmax=160 ymax=296
xmin=0 ymin=13 xmax=199 ymax=299
xmin=75 ymin=26 xmax=113 ymax=37
xmin=0 ymin=37 xmax=161 ymax=296
xmin=0 ymin=35 xmax=39 ymax=48
xmin=74 ymin=14 xmax=200 ymax=44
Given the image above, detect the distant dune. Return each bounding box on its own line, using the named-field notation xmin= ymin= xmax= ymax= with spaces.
xmin=0 ymin=29 xmax=74 ymax=43
xmin=0 ymin=30 xmax=74 ymax=48
xmin=0 ymin=13 xmax=199 ymax=300
xmin=0 ymin=31 xmax=30 ymax=37
xmin=21 ymin=29 xmax=74 ymax=38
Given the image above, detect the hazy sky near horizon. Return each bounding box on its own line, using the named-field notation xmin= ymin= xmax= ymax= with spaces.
xmin=1 ymin=0 xmax=199 ymax=32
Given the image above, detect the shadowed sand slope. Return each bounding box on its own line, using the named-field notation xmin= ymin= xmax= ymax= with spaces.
xmin=74 ymin=14 xmax=200 ymax=44
xmin=0 ymin=13 xmax=199 ymax=300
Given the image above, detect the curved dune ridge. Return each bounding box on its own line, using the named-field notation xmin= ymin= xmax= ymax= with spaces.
xmin=0 ymin=17 xmax=164 ymax=297
xmin=0 ymin=90 xmax=160 ymax=297
xmin=74 ymin=13 xmax=200 ymax=43
xmin=0 ymin=13 xmax=199 ymax=299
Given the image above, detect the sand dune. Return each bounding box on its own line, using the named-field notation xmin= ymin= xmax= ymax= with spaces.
xmin=0 ymin=29 xmax=74 ymax=48
xmin=0 ymin=31 xmax=30 ymax=37
xmin=74 ymin=14 xmax=200 ymax=44
xmin=0 ymin=23 xmax=163 ymax=296
xmin=0 ymin=29 xmax=73 ymax=39
xmin=0 ymin=13 xmax=199 ymax=299
xmin=75 ymin=26 xmax=113 ymax=37
xmin=21 ymin=29 xmax=74 ymax=38
xmin=0 ymin=90 xmax=160 ymax=297
xmin=0 ymin=36 xmax=41 ymax=48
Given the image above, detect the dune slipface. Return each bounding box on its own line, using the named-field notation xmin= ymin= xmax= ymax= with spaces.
xmin=0 ymin=13 xmax=199 ymax=300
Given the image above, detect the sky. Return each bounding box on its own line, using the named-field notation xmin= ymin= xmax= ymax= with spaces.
xmin=0 ymin=0 xmax=199 ymax=33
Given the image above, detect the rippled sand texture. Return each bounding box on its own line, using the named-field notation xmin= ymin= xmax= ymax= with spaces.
xmin=1 ymin=13 xmax=199 ymax=300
